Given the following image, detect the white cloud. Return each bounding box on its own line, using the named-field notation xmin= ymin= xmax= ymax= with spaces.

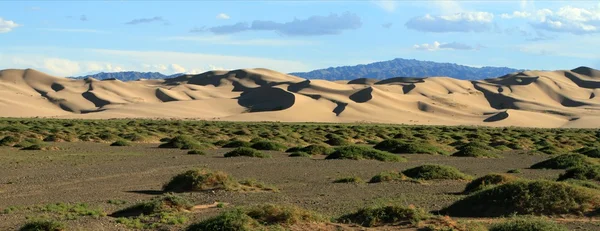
xmin=0 ymin=18 xmax=20 ymax=33
xmin=161 ymin=36 xmax=316 ymax=46
xmin=372 ymin=0 xmax=398 ymax=12
xmin=413 ymin=41 xmax=477 ymax=51
xmin=405 ymin=12 xmax=494 ymax=32
xmin=434 ymin=1 xmax=464 ymax=14
xmin=43 ymin=58 xmax=81 ymax=76
xmin=499 ymin=5 xmax=600 ymax=34
xmin=170 ymin=64 xmax=186 ymax=73
xmin=37 ymin=28 xmax=109 ymax=33
xmin=216 ymin=13 xmax=230 ymax=20
xmin=500 ymin=11 xmax=531 ymax=19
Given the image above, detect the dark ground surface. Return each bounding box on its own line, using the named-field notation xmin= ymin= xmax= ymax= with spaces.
xmin=0 ymin=142 xmax=599 ymax=230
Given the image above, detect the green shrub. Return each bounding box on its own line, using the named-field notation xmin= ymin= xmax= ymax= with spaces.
xmin=338 ymin=205 xmax=431 ymax=227
xmin=110 ymin=140 xmax=131 ymax=146
xmin=325 ymin=134 xmax=350 ymax=146
xmin=111 ymin=193 xmax=192 ymax=217
xmin=158 ymin=135 xmax=202 ymax=150
xmin=0 ymin=135 xmax=19 ymax=146
xmin=19 ymin=220 xmax=65 ymax=231
xmin=558 ymin=164 xmax=600 ymax=181
xmin=222 ymin=140 xmax=251 ymax=148
xmin=489 ymin=217 xmax=568 ymax=231
xmin=463 ymin=174 xmax=517 ymax=194
xmin=224 ymin=147 xmax=270 ymax=158
xmin=452 ymin=141 xmax=500 ymax=158
xmin=530 ymin=154 xmax=594 ymax=169
xmin=402 ymin=165 xmax=470 ymax=180
xmin=374 ymin=139 xmax=447 ymax=155
xmin=333 ymin=176 xmax=364 ymax=184
xmin=187 ymin=150 xmax=205 ymax=155
xmin=250 ymin=141 xmax=286 ymax=151
xmin=186 ymin=209 xmax=258 ymax=231
xmin=288 ymin=151 xmax=311 ymax=157
xmin=20 ymin=144 xmax=45 ymax=150
xmin=577 ymin=147 xmax=600 ymax=158
xmin=163 ymin=169 xmax=235 ymax=192
xmin=300 ymin=144 xmax=333 ymax=155
xmin=441 ymin=180 xmax=600 ymax=217
xmin=369 ymin=171 xmax=407 ymax=183
xmin=562 ymin=179 xmax=600 ymax=190
xmin=325 ymin=145 xmax=406 ymax=162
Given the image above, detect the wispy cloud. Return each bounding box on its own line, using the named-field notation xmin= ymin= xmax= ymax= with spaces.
xmin=125 ymin=16 xmax=168 ymax=25
xmin=216 ymin=13 xmax=230 ymax=20
xmin=372 ymin=1 xmax=398 ymax=12
xmin=0 ymin=18 xmax=20 ymax=33
xmin=414 ymin=41 xmax=481 ymax=51
xmin=405 ymin=12 xmax=494 ymax=33
xmin=161 ymin=36 xmax=317 ymax=46
xmin=37 ymin=28 xmax=109 ymax=34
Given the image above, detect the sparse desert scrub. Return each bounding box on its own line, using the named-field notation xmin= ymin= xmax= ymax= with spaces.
xmin=576 ymin=146 xmax=600 ymax=158
xmin=333 ymin=176 xmax=365 ymax=184
xmin=369 ymin=171 xmax=408 ymax=183
xmin=224 ymin=147 xmax=271 ymax=158
xmin=111 ymin=194 xmax=191 ymax=229
xmin=222 ymin=140 xmax=251 ymax=148
xmin=338 ymin=205 xmax=431 ymax=227
xmin=298 ymin=144 xmax=333 ymax=155
xmin=250 ymin=140 xmax=286 ymax=151
xmin=288 ymin=151 xmax=311 ymax=157
xmin=187 ymin=149 xmax=205 ymax=155
xmin=561 ymin=179 xmax=600 ymax=190
xmin=374 ymin=139 xmax=448 ymax=155
xmin=110 ymin=139 xmax=131 ymax=146
xmin=185 ymin=204 xmax=325 ymax=231
xmin=558 ymin=164 xmax=600 ymax=181
xmin=452 ymin=141 xmax=500 ymax=158
xmin=463 ymin=173 xmax=517 ymax=194
xmin=530 ymin=153 xmax=595 ymax=169
xmin=158 ymin=135 xmax=211 ymax=150
xmin=162 ymin=169 xmax=276 ymax=192
xmin=489 ymin=216 xmax=568 ymax=231
xmin=19 ymin=220 xmax=66 ymax=231
xmin=325 ymin=134 xmax=351 ymax=146
xmin=325 ymin=145 xmax=406 ymax=162
xmin=402 ymin=165 xmax=471 ymax=180
xmin=441 ymin=180 xmax=600 ymax=217
xmin=0 ymin=135 xmax=20 ymax=146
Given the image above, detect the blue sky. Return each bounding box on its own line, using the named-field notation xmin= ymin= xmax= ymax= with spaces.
xmin=0 ymin=0 xmax=599 ymax=76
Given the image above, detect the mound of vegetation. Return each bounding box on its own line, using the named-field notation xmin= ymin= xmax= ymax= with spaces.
xmin=0 ymin=135 xmax=20 ymax=146
xmin=452 ymin=141 xmax=500 ymax=158
xmin=530 ymin=154 xmax=594 ymax=169
xmin=577 ymin=146 xmax=600 ymax=158
xmin=111 ymin=194 xmax=192 ymax=217
xmin=562 ymin=179 xmax=600 ymax=190
xmin=186 ymin=204 xmax=324 ymax=231
xmin=162 ymin=169 xmax=276 ymax=193
xmin=489 ymin=217 xmax=568 ymax=231
xmin=187 ymin=150 xmax=205 ymax=155
xmin=250 ymin=141 xmax=286 ymax=151
xmin=224 ymin=147 xmax=271 ymax=158
xmin=299 ymin=144 xmax=333 ymax=155
xmin=19 ymin=220 xmax=66 ymax=231
xmin=20 ymin=144 xmax=47 ymax=150
xmin=402 ymin=165 xmax=471 ymax=180
xmin=158 ymin=135 xmax=203 ymax=150
xmin=325 ymin=134 xmax=350 ymax=146
xmin=463 ymin=174 xmax=517 ymax=194
xmin=374 ymin=139 xmax=448 ymax=155
xmin=333 ymin=176 xmax=364 ymax=184
xmin=222 ymin=140 xmax=251 ymax=148
xmin=110 ymin=140 xmax=131 ymax=146
xmin=558 ymin=164 xmax=600 ymax=181
xmin=338 ymin=205 xmax=431 ymax=227
xmin=369 ymin=171 xmax=408 ymax=183
xmin=325 ymin=145 xmax=406 ymax=162
xmin=288 ymin=151 xmax=311 ymax=157
xmin=441 ymin=180 xmax=600 ymax=217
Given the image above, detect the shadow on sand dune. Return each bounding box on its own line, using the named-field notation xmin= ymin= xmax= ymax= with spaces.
xmin=237 ymin=87 xmax=295 ymax=112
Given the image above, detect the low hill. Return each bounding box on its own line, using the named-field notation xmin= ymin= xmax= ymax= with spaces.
xmin=0 ymin=67 xmax=599 ymax=128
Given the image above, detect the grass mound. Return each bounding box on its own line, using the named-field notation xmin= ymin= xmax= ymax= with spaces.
xmin=452 ymin=141 xmax=500 ymax=158
xmin=441 ymin=180 xmax=600 ymax=217
xmin=158 ymin=135 xmax=202 ymax=150
xmin=250 ymin=141 xmax=286 ymax=151
xmin=325 ymin=145 xmax=406 ymax=162
xmin=111 ymin=194 xmax=192 ymax=217
xmin=463 ymin=174 xmax=517 ymax=194
xmin=530 ymin=154 xmax=594 ymax=169
xmin=187 ymin=150 xmax=205 ymax=155
xmin=110 ymin=140 xmax=131 ymax=147
xmin=20 ymin=144 xmax=46 ymax=150
xmin=369 ymin=171 xmax=408 ymax=183
xmin=19 ymin=220 xmax=65 ymax=231
xmin=489 ymin=217 xmax=568 ymax=231
xmin=562 ymin=179 xmax=600 ymax=190
xmin=222 ymin=140 xmax=251 ymax=148
xmin=338 ymin=205 xmax=431 ymax=227
xmin=374 ymin=139 xmax=447 ymax=155
xmin=325 ymin=134 xmax=350 ymax=146
xmin=186 ymin=204 xmax=324 ymax=231
xmin=224 ymin=147 xmax=271 ymax=158
xmin=0 ymin=135 xmax=19 ymax=146
xmin=162 ymin=169 xmax=236 ymax=192
xmin=577 ymin=146 xmax=600 ymax=158
xmin=402 ymin=165 xmax=471 ymax=180
xmin=558 ymin=164 xmax=600 ymax=181
xmin=162 ymin=169 xmax=276 ymax=193
xmin=288 ymin=151 xmax=311 ymax=157
xmin=300 ymin=144 xmax=333 ymax=155
xmin=333 ymin=176 xmax=364 ymax=184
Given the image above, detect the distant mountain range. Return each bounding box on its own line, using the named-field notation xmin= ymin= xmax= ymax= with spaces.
xmin=71 ymin=71 xmax=182 ymax=81
xmin=70 ymin=58 xmax=523 ymax=81
xmin=290 ymin=58 xmax=523 ymax=80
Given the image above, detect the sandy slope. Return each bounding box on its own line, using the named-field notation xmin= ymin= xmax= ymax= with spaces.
xmin=1 ymin=67 xmax=600 ymax=128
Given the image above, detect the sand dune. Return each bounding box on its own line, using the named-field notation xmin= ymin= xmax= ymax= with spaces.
xmin=1 ymin=67 xmax=600 ymax=128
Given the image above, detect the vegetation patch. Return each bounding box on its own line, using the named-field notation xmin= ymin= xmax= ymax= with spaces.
xmin=224 ymin=147 xmax=271 ymax=158
xmin=463 ymin=174 xmax=517 ymax=194
xmin=158 ymin=135 xmax=206 ymax=150
xmin=402 ymin=165 xmax=471 ymax=180
xmin=489 ymin=217 xmax=568 ymax=231
xmin=187 ymin=150 xmax=205 ymax=155
xmin=112 ymin=194 xmax=191 ymax=229
xmin=299 ymin=144 xmax=333 ymax=155
xmin=19 ymin=220 xmax=66 ymax=231
xmin=452 ymin=141 xmax=500 ymax=158
xmin=530 ymin=154 xmax=595 ymax=169
xmin=333 ymin=176 xmax=365 ymax=184
xmin=186 ymin=204 xmax=324 ymax=231
xmin=162 ymin=169 xmax=276 ymax=193
xmin=110 ymin=140 xmax=131 ymax=147
xmin=222 ymin=140 xmax=251 ymax=148
xmin=374 ymin=139 xmax=448 ymax=155
xmin=441 ymin=180 xmax=600 ymax=217
xmin=577 ymin=146 xmax=600 ymax=158
xmin=562 ymin=179 xmax=600 ymax=190
xmin=557 ymin=164 xmax=600 ymax=181
xmin=0 ymin=135 xmax=19 ymax=146
xmin=325 ymin=145 xmax=406 ymax=162
xmin=288 ymin=151 xmax=311 ymax=157
xmin=250 ymin=141 xmax=286 ymax=151
xmin=325 ymin=134 xmax=350 ymax=146
xmin=369 ymin=171 xmax=408 ymax=183
xmin=338 ymin=205 xmax=431 ymax=227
